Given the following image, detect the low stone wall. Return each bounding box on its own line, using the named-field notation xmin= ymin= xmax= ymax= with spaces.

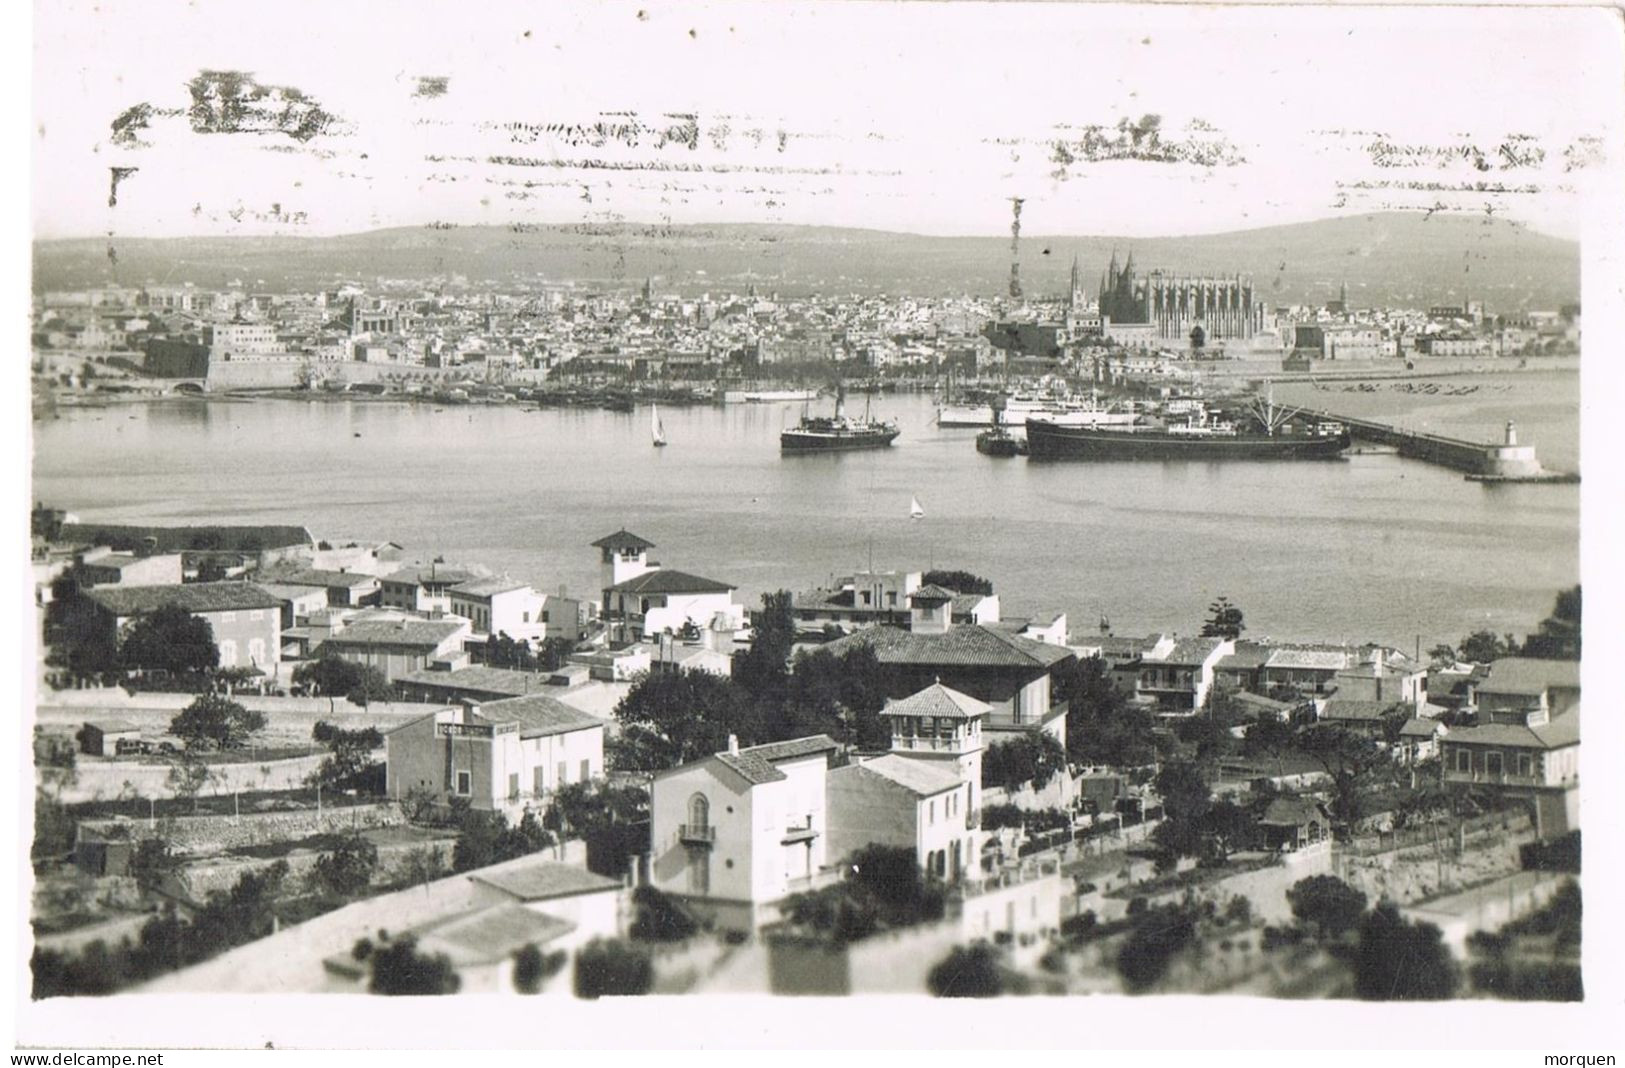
xmin=167 ymin=834 xmax=457 ymax=904
xmin=79 ymin=801 xmax=405 ymax=856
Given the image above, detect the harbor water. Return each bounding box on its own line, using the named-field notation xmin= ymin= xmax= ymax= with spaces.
xmin=31 ymin=371 xmax=1579 ymax=651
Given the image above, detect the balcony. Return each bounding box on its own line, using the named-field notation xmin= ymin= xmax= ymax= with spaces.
xmin=1443 ymin=769 xmax=1547 ymax=789
xmin=891 ymin=734 xmax=971 ymax=753
xmin=781 ymin=823 xmax=818 ymax=845
xmin=678 ymin=823 xmax=716 ymax=845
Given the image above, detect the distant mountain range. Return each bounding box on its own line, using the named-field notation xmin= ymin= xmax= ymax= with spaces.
xmin=33 ymin=213 xmax=1580 ymax=310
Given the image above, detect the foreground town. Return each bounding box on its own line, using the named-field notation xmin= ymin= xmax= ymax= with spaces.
xmin=29 ymin=430 xmax=1582 ymax=998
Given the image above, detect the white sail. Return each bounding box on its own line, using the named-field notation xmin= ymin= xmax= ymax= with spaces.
xmin=651 ymin=404 xmax=667 ymax=446
xmin=909 ymin=495 xmax=925 ymax=520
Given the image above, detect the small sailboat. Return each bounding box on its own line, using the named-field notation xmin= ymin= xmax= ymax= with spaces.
xmin=909 ymin=495 xmax=925 ymax=520
xmin=651 ymin=404 xmax=668 ymax=447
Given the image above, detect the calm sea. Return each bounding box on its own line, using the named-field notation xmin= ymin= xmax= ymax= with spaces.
xmin=31 ymin=371 xmax=1579 ymax=652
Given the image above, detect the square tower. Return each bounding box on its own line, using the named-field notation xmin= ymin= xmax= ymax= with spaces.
xmin=591 ymin=529 xmax=656 ymax=589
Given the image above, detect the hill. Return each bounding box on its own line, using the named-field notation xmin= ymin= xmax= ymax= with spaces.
xmin=33 ymin=213 xmax=1579 ymax=309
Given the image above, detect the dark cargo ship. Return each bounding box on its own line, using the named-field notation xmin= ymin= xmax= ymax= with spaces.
xmin=780 ymin=385 xmax=900 ymax=453
xmin=1025 ymin=396 xmax=1350 ymax=461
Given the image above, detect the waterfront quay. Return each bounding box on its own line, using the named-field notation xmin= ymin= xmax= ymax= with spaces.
xmin=1306 ymin=409 xmax=1564 ymax=480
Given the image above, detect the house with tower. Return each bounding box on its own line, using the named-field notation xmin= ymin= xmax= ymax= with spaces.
xmin=592 ymin=529 xmax=743 ymax=645
xmin=827 ymin=682 xmax=987 ymax=882
xmin=821 ymin=586 xmax=1075 ymax=748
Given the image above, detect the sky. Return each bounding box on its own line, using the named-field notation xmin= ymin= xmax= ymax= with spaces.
xmin=31 ymin=1 xmax=1623 ymax=242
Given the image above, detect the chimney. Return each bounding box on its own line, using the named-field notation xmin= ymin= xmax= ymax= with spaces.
xmin=460 ymin=698 xmax=481 ymax=723
xmin=727 ymin=734 xmax=739 ymax=755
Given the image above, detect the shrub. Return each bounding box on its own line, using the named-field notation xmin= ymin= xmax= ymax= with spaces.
xmin=368 ymin=933 xmax=461 ymax=996
xmin=928 ymin=943 xmax=1006 ymax=997
xmin=573 ymin=938 xmax=652 ymax=999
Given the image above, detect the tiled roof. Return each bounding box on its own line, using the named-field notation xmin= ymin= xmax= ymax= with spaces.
xmin=84 ymin=720 xmax=139 ymax=733
xmin=909 ymin=584 xmax=957 ymax=603
xmin=262 ymin=567 xmax=380 ymax=588
xmin=714 ymin=750 xmax=786 ymax=785
xmin=824 ymin=624 xmax=1075 ymax=670
xmin=1446 ymin=710 xmax=1579 ymax=750
xmin=450 ymin=577 xmax=530 ymax=598
xmin=1092 ymin=634 xmax=1165 ymax=659
xmin=86 ymin=581 xmax=285 ymax=616
xmin=608 ymin=569 xmax=734 ymax=595
xmin=396 ymin=664 xmax=541 ymax=698
xmin=950 ymin=593 xmax=990 ymax=615
xmin=591 ymin=529 xmax=655 ymax=551
xmin=1398 ymin=718 xmax=1443 ymax=738
xmin=843 ymin=754 xmax=963 ymax=798
xmin=480 ymin=693 xmax=603 ymax=738
xmin=1259 ymin=797 xmax=1328 ymax=827
xmin=380 ymin=565 xmax=479 ymax=588
xmin=880 ymin=682 xmax=991 ymax=720
xmin=416 ymin=903 xmax=576 ymax=966
xmin=1479 ymin=658 xmax=1581 ymax=697
xmin=1265 ymin=648 xmax=1350 ymax=671
xmin=741 ymin=734 xmax=839 ymax=762
xmin=324 ymin=619 xmax=465 ymax=649
xmin=258 ymin=583 xmax=332 ymax=602
xmin=60 ymin=522 xmax=312 ymax=553
xmin=467 ymin=855 xmax=623 ymax=901
xmin=1216 ymin=642 xmax=1275 ymax=671
xmin=1148 ymin=637 xmax=1225 ymax=666
xmin=1321 ymin=699 xmax=1402 ymax=722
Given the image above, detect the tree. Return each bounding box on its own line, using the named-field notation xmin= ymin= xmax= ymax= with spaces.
xmin=1151 ymin=761 xmax=1213 ymax=865
xmin=1058 ymin=655 xmax=1157 ymax=767
xmin=1458 ymin=629 xmax=1518 ymax=665
xmin=1352 ymin=904 xmax=1460 ymax=1000
xmin=292 ymin=653 xmax=363 ymax=714
xmin=733 ymin=590 xmax=795 ymax=708
xmin=783 ymin=647 xmax=889 ymax=749
xmin=611 ymin=668 xmax=761 ymax=771
xmin=165 ymin=751 xmax=214 ymax=814
xmin=537 ymin=637 xmax=576 ymax=672
xmin=1116 ymin=901 xmax=1199 ymax=992
xmin=928 ymin=943 xmax=1006 ymax=997
xmin=1202 ymin=800 xmax=1255 ymax=861
xmin=120 ymin=604 xmax=219 ymax=678
xmin=310 ymin=722 xmax=384 ymax=789
xmin=346 ymin=667 xmax=395 ymax=708
xmin=1521 ymin=586 xmax=1580 ymax=660
xmin=368 ymin=933 xmax=461 ymax=995
xmin=629 ymin=887 xmax=699 ymax=943
xmin=921 ymin=570 xmax=993 ymax=596
xmin=512 ymin=943 xmax=568 ymax=994
xmin=1299 ymin=725 xmax=1389 ymax=832
xmin=452 ymin=808 xmax=555 ymax=873
xmin=981 ymin=732 xmax=1068 ymax=792
xmin=169 ymin=693 xmax=265 ymax=751
xmin=1200 ymin=597 xmax=1245 ymax=640
xmin=311 ymin=833 xmax=380 ymax=899
xmin=130 ymin=839 xmax=181 ymax=890
xmin=573 ymin=937 xmax=653 ymax=998
xmin=542 ymin=780 xmax=648 ymax=841
xmin=484 ymin=632 xmax=537 ymax=671
xmin=1287 ymin=875 xmax=1368 ymax=942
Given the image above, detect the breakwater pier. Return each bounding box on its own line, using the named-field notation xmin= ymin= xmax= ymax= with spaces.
xmin=1308 ymin=413 xmax=1572 ymax=481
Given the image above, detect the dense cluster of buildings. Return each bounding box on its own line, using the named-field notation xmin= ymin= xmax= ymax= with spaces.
xmin=33 ymin=513 xmax=1581 ymax=994
xmin=32 ymin=257 xmax=1579 ymax=404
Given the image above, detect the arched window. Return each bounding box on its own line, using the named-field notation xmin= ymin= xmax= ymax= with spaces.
xmin=688 ymin=793 xmax=710 ymax=831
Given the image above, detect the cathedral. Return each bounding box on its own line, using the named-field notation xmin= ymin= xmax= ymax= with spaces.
xmin=1075 ymin=250 xmax=1264 ymax=342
